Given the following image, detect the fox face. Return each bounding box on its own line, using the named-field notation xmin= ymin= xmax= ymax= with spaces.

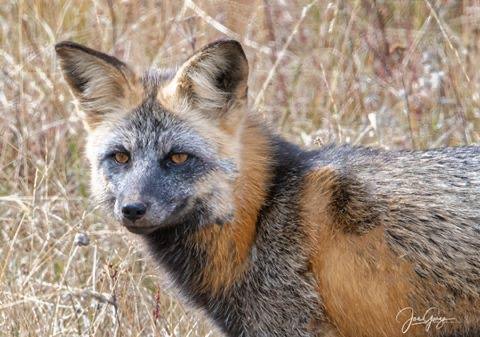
xmin=56 ymin=41 xmax=249 ymax=234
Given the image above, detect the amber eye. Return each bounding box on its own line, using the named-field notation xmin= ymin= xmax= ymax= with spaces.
xmin=114 ymin=152 xmax=130 ymax=164
xmin=169 ymin=153 xmax=189 ymax=165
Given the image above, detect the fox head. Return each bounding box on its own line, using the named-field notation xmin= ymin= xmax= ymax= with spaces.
xmin=56 ymin=40 xmax=249 ymax=234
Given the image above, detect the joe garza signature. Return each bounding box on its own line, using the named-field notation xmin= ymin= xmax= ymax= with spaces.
xmin=396 ymin=307 xmax=457 ymax=333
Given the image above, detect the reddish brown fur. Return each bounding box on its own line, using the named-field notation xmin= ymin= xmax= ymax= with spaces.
xmin=302 ymin=168 xmax=478 ymax=337
xmin=188 ymin=116 xmax=272 ymax=294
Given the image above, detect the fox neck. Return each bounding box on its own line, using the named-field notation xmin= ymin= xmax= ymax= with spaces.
xmin=144 ymin=114 xmax=275 ymax=303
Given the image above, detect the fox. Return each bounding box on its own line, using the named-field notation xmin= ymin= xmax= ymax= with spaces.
xmin=55 ymin=39 xmax=480 ymax=337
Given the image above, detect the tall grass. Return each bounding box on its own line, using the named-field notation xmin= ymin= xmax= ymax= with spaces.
xmin=0 ymin=1 xmax=479 ymax=336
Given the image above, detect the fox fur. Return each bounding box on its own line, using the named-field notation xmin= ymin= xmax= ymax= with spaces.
xmin=56 ymin=39 xmax=480 ymax=337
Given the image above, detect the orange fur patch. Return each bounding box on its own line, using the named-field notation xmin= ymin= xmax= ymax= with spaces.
xmin=188 ymin=116 xmax=272 ymax=295
xmin=302 ymin=168 xmax=426 ymax=337
xmin=302 ymin=168 xmax=480 ymax=337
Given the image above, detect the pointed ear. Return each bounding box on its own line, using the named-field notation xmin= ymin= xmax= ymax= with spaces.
xmin=55 ymin=41 xmax=143 ymax=129
xmin=163 ymin=40 xmax=248 ymax=119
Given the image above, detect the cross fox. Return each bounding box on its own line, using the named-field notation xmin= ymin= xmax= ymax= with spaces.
xmin=56 ymin=39 xmax=480 ymax=337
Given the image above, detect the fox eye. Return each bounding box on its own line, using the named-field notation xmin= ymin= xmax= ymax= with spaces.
xmin=169 ymin=153 xmax=189 ymax=165
xmin=114 ymin=152 xmax=130 ymax=164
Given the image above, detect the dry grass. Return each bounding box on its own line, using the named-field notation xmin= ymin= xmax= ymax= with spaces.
xmin=0 ymin=0 xmax=479 ymax=336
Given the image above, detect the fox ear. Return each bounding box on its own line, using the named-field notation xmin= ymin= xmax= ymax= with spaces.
xmin=55 ymin=41 xmax=142 ymax=128
xmin=165 ymin=40 xmax=248 ymax=119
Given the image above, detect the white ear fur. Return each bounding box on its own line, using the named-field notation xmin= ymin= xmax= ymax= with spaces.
xmin=173 ymin=40 xmax=249 ymax=116
xmin=55 ymin=41 xmax=142 ymax=128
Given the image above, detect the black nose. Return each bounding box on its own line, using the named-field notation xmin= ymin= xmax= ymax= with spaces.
xmin=122 ymin=202 xmax=147 ymax=221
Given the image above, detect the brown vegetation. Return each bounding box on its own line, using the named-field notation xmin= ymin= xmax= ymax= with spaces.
xmin=1 ymin=1 xmax=479 ymax=336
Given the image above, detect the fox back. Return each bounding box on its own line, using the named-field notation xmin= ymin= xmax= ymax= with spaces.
xmin=56 ymin=40 xmax=480 ymax=337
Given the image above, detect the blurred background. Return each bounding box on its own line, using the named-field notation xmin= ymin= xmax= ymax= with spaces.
xmin=0 ymin=1 xmax=479 ymax=336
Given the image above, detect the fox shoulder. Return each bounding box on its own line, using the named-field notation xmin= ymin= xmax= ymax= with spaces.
xmin=301 ymin=164 xmax=385 ymax=234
